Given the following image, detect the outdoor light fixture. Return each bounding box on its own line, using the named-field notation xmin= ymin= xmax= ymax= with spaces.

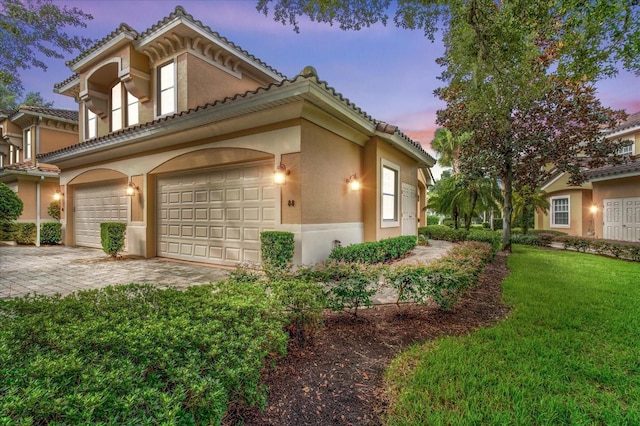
xmin=346 ymin=174 xmax=361 ymax=191
xmin=274 ymin=162 xmax=290 ymax=185
xmin=126 ymin=182 xmax=139 ymax=196
xmin=53 ymin=190 xmax=63 ymax=201
xmin=590 ymin=205 xmax=598 ymax=214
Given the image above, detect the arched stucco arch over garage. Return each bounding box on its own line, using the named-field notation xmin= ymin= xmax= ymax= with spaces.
xmin=64 ymin=169 xmax=129 ymax=248
xmin=146 ymin=147 xmax=277 ymax=266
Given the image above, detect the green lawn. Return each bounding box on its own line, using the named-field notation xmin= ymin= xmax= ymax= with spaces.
xmin=384 ymin=245 xmax=640 ymax=425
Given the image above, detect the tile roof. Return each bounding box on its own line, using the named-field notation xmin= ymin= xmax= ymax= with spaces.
xmin=65 ymin=23 xmax=138 ymax=68
xmin=585 ymin=156 xmax=640 ymax=180
xmin=11 ymin=106 xmax=78 ymax=122
xmin=39 ymin=72 xmax=434 ymax=165
xmin=58 ymin=6 xmax=285 ymax=87
xmin=1 ymin=161 xmax=60 ymax=174
xmin=607 ymin=111 xmax=640 ymax=134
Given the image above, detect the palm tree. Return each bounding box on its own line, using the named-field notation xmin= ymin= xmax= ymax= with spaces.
xmin=430 ymin=128 xmax=471 ymax=175
xmin=512 ymin=186 xmax=549 ymax=234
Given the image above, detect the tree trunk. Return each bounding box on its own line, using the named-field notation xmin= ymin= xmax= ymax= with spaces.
xmin=502 ymin=165 xmax=514 ymax=252
xmin=453 ymin=205 xmax=459 ymax=229
xmin=465 ymin=190 xmax=478 ymax=230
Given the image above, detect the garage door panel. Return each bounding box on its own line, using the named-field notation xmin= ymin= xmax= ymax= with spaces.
xmin=74 ymin=182 xmax=127 ymax=249
xmin=157 ymin=161 xmax=275 ymax=265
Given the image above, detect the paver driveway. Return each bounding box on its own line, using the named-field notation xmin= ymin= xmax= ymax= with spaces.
xmin=0 ymin=245 xmax=229 ymax=300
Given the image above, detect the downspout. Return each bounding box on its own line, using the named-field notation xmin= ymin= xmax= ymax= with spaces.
xmin=36 ymin=177 xmax=42 ymax=246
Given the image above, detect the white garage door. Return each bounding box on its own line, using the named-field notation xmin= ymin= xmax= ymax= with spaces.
xmin=74 ymin=181 xmax=128 ymax=248
xmin=604 ymin=197 xmax=640 ymax=242
xmin=157 ymin=162 xmax=276 ymax=265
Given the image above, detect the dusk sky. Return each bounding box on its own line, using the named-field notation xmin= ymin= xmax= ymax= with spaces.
xmin=21 ymin=0 xmax=640 ymax=162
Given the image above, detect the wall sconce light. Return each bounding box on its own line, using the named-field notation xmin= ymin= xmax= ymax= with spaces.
xmin=346 ymin=174 xmax=361 ymax=191
xmin=274 ymin=162 xmax=290 ymax=185
xmin=589 ymin=205 xmax=598 ymax=214
xmin=53 ymin=190 xmax=63 ymax=201
xmin=126 ymin=182 xmax=139 ymax=196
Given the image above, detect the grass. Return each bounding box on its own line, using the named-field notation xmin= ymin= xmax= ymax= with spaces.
xmin=384 ymin=245 xmax=640 ymax=425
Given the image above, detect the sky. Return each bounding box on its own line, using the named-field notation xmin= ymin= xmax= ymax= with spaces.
xmin=20 ymin=0 xmax=640 ymax=170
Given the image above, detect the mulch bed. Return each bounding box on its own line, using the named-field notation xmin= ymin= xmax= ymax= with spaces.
xmin=233 ymin=252 xmax=512 ymax=425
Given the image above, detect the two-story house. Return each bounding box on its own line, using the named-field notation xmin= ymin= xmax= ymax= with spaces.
xmin=38 ymin=6 xmax=435 ymax=266
xmin=0 ymin=106 xmax=79 ymax=244
xmin=535 ymin=111 xmax=640 ymax=242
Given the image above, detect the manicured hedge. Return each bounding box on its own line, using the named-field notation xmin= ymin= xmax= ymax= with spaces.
xmin=40 ymin=222 xmax=62 ymax=245
xmin=419 ymin=225 xmax=467 ymax=243
xmin=100 ymin=222 xmax=126 ymax=257
xmin=328 ymin=235 xmax=416 ymax=264
xmin=558 ymin=236 xmax=640 ymax=262
xmin=0 ymin=283 xmax=288 ymax=424
xmin=15 ymin=222 xmax=36 ymax=244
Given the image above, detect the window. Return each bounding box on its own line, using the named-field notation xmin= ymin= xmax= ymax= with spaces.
xmin=24 ymin=128 xmax=32 ymax=160
xmin=111 ymin=82 xmax=123 ymax=131
xmin=9 ymin=145 xmax=19 ymax=164
xmin=86 ymin=108 xmax=97 ymax=140
xmin=126 ymin=91 xmax=139 ymax=126
xmin=158 ymin=61 xmax=176 ymax=116
xmin=381 ymin=160 xmax=400 ymax=227
xmin=617 ymin=142 xmax=634 ymax=156
xmin=0 ymin=154 xmax=4 ymax=168
xmin=551 ymin=196 xmax=570 ymax=227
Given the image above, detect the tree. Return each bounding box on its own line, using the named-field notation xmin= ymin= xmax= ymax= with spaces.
xmin=0 ymin=0 xmax=93 ymax=98
xmin=257 ymin=0 xmax=638 ymax=251
xmin=430 ymin=128 xmax=471 ymax=175
xmin=0 ymin=182 xmax=23 ymax=240
xmin=0 ymin=90 xmax=54 ymax=110
xmin=23 ymin=91 xmax=54 ymax=108
xmin=512 ymin=186 xmax=549 ymax=234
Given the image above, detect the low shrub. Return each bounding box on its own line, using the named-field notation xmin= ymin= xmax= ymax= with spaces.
xmin=510 ymin=232 xmax=554 ymax=247
xmin=557 ymin=236 xmax=640 ymax=262
xmin=467 ymin=229 xmax=501 ymax=253
xmin=269 ymin=279 xmax=326 ymax=345
xmin=328 ymin=235 xmax=416 ymax=264
xmin=261 ymin=231 xmax=295 ymax=279
xmin=0 ymin=283 xmax=288 ymax=424
xmin=492 ymin=218 xmax=504 ymax=230
xmin=426 ymin=215 xmax=440 ymax=225
xmin=419 ymin=225 xmax=468 ymax=242
xmin=40 ymin=222 xmax=62 ymax=245
xmin=100 ymin=222 xmax=126 ymax=257
xmin=0 ymin=221 xmax=16 ymax=241
xmin=47 ymin=200 xmax=61 ymax=220
xmin=297 ymin=261 xmax=383 ymax=317
xmin=15 ymin=222 xmax=36 ymax=244
xmin=385 ymin=241 xmax=494 ymax=311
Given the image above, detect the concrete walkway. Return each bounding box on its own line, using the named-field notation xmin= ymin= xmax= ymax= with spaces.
xmin=0 ymin=245 xmax=229 ymax=300
xmin=0 ymin=240 xmax=454 ymax=301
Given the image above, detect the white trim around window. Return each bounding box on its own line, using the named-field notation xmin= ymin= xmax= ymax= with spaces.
xmin=24 ymin=127 xmax=32 ymax=161
xmin=86 ymin=106 xmax=97 ymax=140
xmin=158 ymin=61 xmax=176 ymax=117
xmin=550 ymin=195 xmax=570 ymax=228
xmin=381 ymin=158 xmax=400 ymax=228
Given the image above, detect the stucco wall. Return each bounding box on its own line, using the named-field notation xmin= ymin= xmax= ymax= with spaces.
xmin=39 ymin=127 xmax=78 ymax=154
xmin=536 ymin=189 xmax=591 ymax=236
xmin=299 ymin=121 xmax=362 ymax=225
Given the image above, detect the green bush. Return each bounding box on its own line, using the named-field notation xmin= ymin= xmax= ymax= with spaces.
xmin=261 ymin=231 xmax=295 ymax=278
xmin=297 ymin=261 xmax=383 ymax=317
xmin=0 ymin=182 xmax=23 ymax=223
xmin=100 ymin=222 xmax=126 ymax=257
xmin=269 ymin=279 xmax=326 ymax=345
xmin=0 ymin=221 xmax=16 ymax=241
xmin=556 ymin=236 xmax=640 ymax=262
xmin=47 ymin=200 xmax=61 ymax=220
xmin=419 ymin=225 xmax=468 ymax=242
xmin=510 ymin=232 xmax=554 ymax=247
xmin=427 ymin=215 xmax=440 ymax=225
xmin=40 ymin=222 xmax=62 ymax=245
xmin=328 ymin=236 xmax=416 ymax=264
xmin=467 ymin=229 xmax=501 ymax=253
xmin=15 ymin=222 xmax=36 ymax=244
xmin=385 ymin=241 xmax=494 ymax=311
xmin=0 ymin=283 xmax=288 ymax=424
xmin=492 ymin=218 xmax=504 ymax=230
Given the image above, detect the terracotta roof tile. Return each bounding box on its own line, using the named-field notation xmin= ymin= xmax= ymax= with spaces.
xmin=607 ymin=111 xmax=640 ymax=134
xmin=2 ymin=161 xmax=60 ymax=174
xmin=39 ymin=73 xmax=433 ymax=164
xmin=65 ymin=23 xmax=138 ymax=68
xmin=585 ymin=156 xmax=640 ymax=180
xmin=11 ymin=106 xmax=78 ymax=122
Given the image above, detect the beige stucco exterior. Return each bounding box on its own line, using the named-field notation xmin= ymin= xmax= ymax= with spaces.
xmin=42 ymin=6 xmax=435 ymax=265
xmin=536 ymin=112 xmax=640 ymax=241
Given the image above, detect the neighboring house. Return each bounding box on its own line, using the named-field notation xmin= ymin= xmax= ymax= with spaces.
xmin=535 ymin=112 xmax=640 ymax=242
xmin=38 ymin=6 xmax=435 ymax=266
xmin=0 ymin=106 xmax=79 ymax=243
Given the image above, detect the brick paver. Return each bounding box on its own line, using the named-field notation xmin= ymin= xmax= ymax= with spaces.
xmin=0 ymin=245 xmax=229 ymax=300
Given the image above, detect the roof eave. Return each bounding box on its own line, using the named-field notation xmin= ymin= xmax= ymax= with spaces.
xmin=70 ymin=32 xmax=137 ymax=73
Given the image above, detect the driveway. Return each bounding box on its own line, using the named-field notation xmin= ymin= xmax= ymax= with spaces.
xmin=0 ymin=245 xmax=230 ymax=300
